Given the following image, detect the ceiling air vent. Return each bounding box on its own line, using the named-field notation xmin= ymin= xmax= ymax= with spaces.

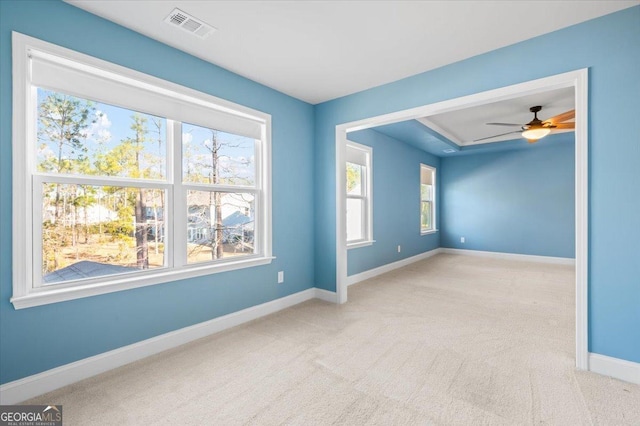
xmin=443 ymin=149 xmax=456 ymax=154
xmin=164 ymin=8 xmax=216 ymax=39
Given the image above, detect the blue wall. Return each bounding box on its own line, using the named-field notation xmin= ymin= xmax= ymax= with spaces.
xmin=441 ymin=135 xmax=575 ymax=258
xmin=0 ymin=1 xmax=315 ymax=384
xmin=314 ymin=7 xmax=640 ymax=363
xmin=346 ymin=130 xmax=440 ymax=276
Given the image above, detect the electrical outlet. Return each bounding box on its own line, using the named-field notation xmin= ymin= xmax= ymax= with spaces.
xmin=278 ymin=271 xmax=284 ymax=283
xmin=397 ymin=245 xmax=401 ymax=253
xmin=460 ymin=237 xmax=465 ymax=243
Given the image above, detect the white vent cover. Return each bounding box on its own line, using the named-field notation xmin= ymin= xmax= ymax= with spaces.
xmin=442 ymin=149 xmax=456 ymax=153
xmin=164 ymin=8 xmax=216 ymax=39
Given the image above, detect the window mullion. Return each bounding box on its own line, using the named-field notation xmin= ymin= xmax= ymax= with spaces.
xmin=35 ymin=174 xmax=171 ymax=190
xmin=181 ymin=183 xmax=258 ymax=193
xmin=163 ymin=119 xmax=174 ymax=270
xmin=171 ymin=120 xmax=187 ymax=268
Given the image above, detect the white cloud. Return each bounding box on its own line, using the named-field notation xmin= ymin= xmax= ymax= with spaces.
xmin=81 ymin=111 xmax=113 ymax=142
xmin=95 ymin=110 xmax=111 ymax=128
xmin=97 ymin=129 xmax=112 ymax=142
xmin=182 ymin=133 xmax=193 ymax=144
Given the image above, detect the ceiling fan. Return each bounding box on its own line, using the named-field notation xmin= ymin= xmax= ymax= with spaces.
xmin=475 ymin=106 xmax=575 ymax=143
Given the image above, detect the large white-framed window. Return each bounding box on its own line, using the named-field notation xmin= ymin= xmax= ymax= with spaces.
xmin=346 ymin=141 xmax=373 ymax=248
xmin=11 ymin=33 xmax=272 ymax=309
xmin=420 ymin=164 xmax=436 ymax=234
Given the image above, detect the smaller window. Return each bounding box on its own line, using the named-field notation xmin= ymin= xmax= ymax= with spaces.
xmin=346 ymin=141 xmax=373 ymax=247
xmin=420 ymin=164 xmax=436 ymax=234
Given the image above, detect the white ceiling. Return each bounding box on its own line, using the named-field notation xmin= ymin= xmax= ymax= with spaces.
xmin=420 ymin=87 xmax=575 ymax=146
xmin=66 ymin=1 xmax=638 ymax=104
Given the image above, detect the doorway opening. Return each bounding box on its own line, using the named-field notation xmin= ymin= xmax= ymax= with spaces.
xmin=334 ymin=69 xmax=588 ymax=369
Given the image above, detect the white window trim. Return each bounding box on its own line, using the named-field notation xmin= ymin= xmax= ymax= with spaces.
xmin=347 ymin=240 xmax=375 ymax=249
xmin=346 ymin=141 xmax=373 ymax=249
xmin=420 ymin=164 xmax=437 ymax=235
xmin=11 ymin=32 xmax=273 ymax=309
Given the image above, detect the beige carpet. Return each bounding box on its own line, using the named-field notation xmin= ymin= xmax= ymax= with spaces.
xmin=27 ymin=254 xmax=640 ymax=425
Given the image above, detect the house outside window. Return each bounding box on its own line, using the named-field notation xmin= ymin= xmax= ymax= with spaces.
xmin=421 ymin=164 xmax=436 ymax=234
xmin=11 ymin=33 xmax=272 ymax=308
xmin=346 ymin=141 xmax=373 ymax=248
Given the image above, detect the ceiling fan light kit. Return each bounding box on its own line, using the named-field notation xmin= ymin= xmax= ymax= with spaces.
xmin=522 ymin=127 xmax=551 ymax=142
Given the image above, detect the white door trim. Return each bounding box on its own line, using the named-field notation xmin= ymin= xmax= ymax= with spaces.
xmin=334 ymin=69 xmax=589 ymax=370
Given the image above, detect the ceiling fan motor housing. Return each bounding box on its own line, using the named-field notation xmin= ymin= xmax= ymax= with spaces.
xmin=527 ymin=106 xmax=544 ymax=127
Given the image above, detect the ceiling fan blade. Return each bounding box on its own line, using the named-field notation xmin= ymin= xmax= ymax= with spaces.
xmin=486 ymin=122 xmax=523 ymax=127
xmin=552 ymin=122 xmax=575 ymax=129
xmin=473 ymin=130 xmax=522 ymax=142
xmin=544 ymin=109 xmax=575 ymax=124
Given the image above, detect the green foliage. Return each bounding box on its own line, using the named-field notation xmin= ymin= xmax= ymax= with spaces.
xmin=38 ymin=92 xmax=95 ymax=174
xmin=421 ymin=201 xmax=432 ymax=229
xmin=346 ymin=162 xmax=361 ymax=193
xmin=102 ymin=220 xmax=134 ymax=240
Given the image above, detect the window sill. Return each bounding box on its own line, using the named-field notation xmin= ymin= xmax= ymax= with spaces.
xmin=347 ymin=240 xmax=375 ymax=250
xmin=421 ymin=229 xmax=439 ymax=235
xmin=11 ymin=256 xmax=275 ymax=310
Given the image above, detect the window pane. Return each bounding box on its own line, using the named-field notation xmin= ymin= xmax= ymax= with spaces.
xmin=37 ymin=88 xmax=167 ymax=180
xmin=41 ymin=183 xmax=165 ymax=284
xmin=421 ymin=201 xmax=432 ymax=230
xmin=421 ymin=184 xmax=432 ymax=201
xmin=187 ymin=191 xmax=256 ymax=263
xmin=346 ymin=162 xmax=363 ymax=196
xmin=346 ymin=198 xmax=364 ymax=242
xmin=183 ymin=123 xmax=256 ymax=186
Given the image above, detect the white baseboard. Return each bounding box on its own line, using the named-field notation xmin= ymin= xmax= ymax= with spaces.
xmin=440 ymin=248 xmax=575 ymax=265
xmin=314 ymin=288 xmax=338 ymax=303
xmin=0 ymin=287 xmax=325 ymax=405
xmin=589 ymin=353 xmax=640 ymax=384
xmin=347 ymin=248 xmax=442 ymax=286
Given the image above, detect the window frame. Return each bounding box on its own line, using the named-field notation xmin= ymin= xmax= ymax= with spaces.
xmin=420 ymin=163 xmax=437 ymax=235
xmin=345 ymin=141 xmax=373 ymax=249
xmin=11 ymin=32 xmax=273 ymax=309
